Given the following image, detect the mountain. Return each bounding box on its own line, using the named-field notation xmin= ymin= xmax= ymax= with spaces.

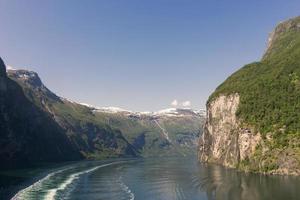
xmin=90 ymin=107 xmax=205 ymax=157
xmin=0 ymin=58 xmax=82 ymax=170
xmin=6 ymin=67 xmax=205 ymax=163
xmin=7 ymin=69 xmax=138 ymax=160
xmin=199 ymin=16 xmax=300 ymax=175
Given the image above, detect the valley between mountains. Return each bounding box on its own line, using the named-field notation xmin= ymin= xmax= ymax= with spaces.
xmin=1 ymin=16 xmax=300 ymax=180
xmin=0 ymin=61 xmax=205 ymax=170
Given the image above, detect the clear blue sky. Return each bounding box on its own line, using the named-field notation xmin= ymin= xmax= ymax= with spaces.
xmin=0 ymin=0 xmax=299 ymax=111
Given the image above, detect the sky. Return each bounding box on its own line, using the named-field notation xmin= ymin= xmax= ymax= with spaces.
xmin=0 ymin=0 xmax=300 ymax=111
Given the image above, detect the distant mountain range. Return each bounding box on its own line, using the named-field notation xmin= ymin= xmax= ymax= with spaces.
xmin=0 ymin=59 xmax=205 ymax=169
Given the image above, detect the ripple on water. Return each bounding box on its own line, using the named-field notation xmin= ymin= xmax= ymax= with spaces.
xmin=11 ymin=157 xmax=300 ymax=200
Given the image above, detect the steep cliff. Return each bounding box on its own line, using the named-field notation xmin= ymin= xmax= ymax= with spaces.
xmin=0 ymin=58 xmax=82 ymax=170
xmin=7 ymin=69 xmax=138 ymax=160
xmin=199 ymin=94 xmax=261 ymax=168
xmin=199 ymin=16 xmax=300 ymax=175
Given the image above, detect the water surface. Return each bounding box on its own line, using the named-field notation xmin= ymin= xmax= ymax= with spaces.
xmin=11 ymin=156 xmax=300 ymax=200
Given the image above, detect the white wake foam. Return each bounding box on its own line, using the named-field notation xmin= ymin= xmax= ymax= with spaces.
xmin=11 ymin=167 xmax=72 ymax=200
xmin=118 ymin=176 xmax=135 ymax=200
xmin=12 ymin=161 xmax=125 ymax=200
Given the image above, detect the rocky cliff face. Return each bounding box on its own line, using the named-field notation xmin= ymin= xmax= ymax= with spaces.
xmin=199 ymin=16 xmax=300 ymax=175
xmin=264 ymin=16 xmax=300 ymax=59
xmin=199 ymin=94 xmax=261 ymax=168
xmin=199 ymin=93 xmax=299 ymax=175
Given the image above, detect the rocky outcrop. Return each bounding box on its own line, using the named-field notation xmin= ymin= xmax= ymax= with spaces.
xmin=264 ymin=16 xmax=300 ymax=58
xmin=199 ymin=94 xmax=261 ymax=168
xmin=199 ymin=93 xmax=300 ymax=175
xmin=199 ymin=16 xmax=300 ymax=176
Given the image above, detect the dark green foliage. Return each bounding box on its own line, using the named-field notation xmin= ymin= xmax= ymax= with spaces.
xmin=208 ymin=17 xmax=300 ymax=173
xmin=209 ymin=18 xmax=300 ymax=136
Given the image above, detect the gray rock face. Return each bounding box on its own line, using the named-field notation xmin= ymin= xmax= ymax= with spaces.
xmin=9 ymin=70 xmax=43 ymax=87
xmin=264 ymin=16 xmax=300 ymax=59
xmin=198 ymin=94 xmax=261 ymax=168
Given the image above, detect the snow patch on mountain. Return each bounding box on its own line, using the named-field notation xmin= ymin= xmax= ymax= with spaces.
xmin=6 ymin=65 xmax=15 ymax=71
xmin=7 ymin=68 xmax=206 ymax=118
xmin=76 ymin=102 xmax=205 ymax=117
xmin=95 ymin=106 xmax=132 ymax=113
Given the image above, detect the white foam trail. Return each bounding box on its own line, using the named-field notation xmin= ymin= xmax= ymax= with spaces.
xmin=11 ymin=167 xmax=72 ymax=200
xmin=44 ymin=163 xmax=117 ymax=199
xmin=118 ymin=176 xmax=135 ymax=200
xmin=12 ymin=161 xmax=126 ymax=200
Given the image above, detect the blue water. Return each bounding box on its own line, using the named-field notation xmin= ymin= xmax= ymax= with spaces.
xmin=11 ymin=156 xmax=300 ymax=200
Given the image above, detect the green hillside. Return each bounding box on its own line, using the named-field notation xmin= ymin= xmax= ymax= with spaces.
xmin=8 ymin=69 xmax=204 ymax=159
xmin=208 ymin=16 xmax=300 ymax=172
xmin=0 ymin=59 xmax=82 ymax=170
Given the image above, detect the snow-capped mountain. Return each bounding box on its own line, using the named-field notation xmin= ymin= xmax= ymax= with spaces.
xmin=6 ymin=67 xmax=206 ymax=118
xmin=7 ymin=67 xmax=206 ymax=160
xmin=79 ymin=103 xmax=133 ymax=113
xmin=78 ymin=103 xmax=205 ymax=118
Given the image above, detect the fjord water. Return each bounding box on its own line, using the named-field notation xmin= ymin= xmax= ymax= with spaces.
xmin=12 ymin=156 xmax=300 ymax=200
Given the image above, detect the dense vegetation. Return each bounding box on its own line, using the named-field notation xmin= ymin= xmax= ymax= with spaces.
xmin=209 ymin=17 xmax=300 ymax=172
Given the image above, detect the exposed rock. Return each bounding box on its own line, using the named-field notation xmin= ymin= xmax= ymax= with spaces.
xmin=264 ymin=16 xmax=300 ymax=59
xmin=199 ymin=94 xmax=261 ymax=168
xmin=199 ymin=16 xmax=300 ymax=176
xmin=198 ymin=93 xmax=300 ymax=175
